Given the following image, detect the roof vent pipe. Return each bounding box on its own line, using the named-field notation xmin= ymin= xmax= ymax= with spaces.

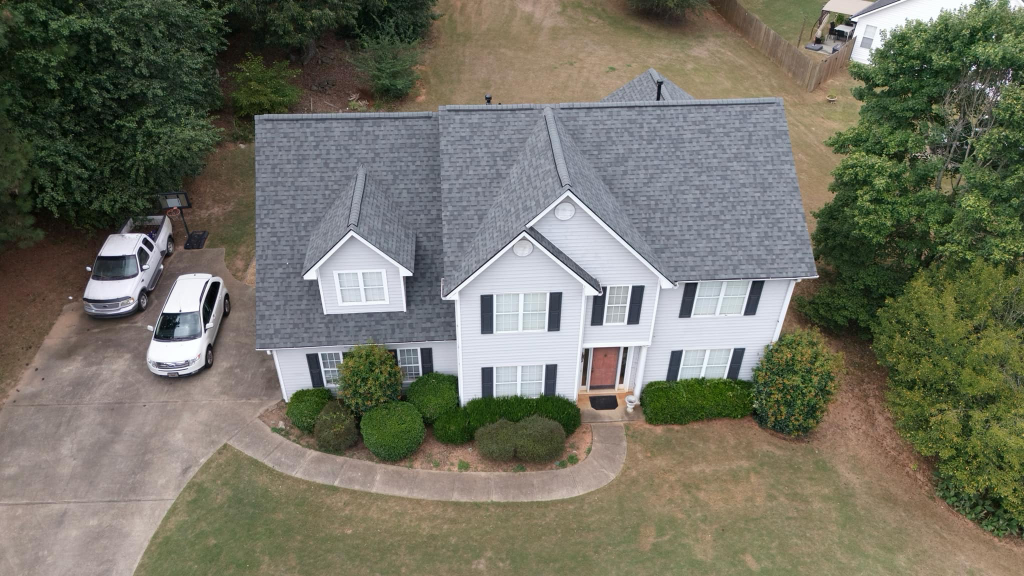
xmin=655 ymin=80 xmax=664 ymax=101
xmin=485 ymin=94 xmax=492 ymax=105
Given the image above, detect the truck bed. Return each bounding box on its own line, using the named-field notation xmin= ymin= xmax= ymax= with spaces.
xmin=119 ymin=215 xmax=167 ymax=236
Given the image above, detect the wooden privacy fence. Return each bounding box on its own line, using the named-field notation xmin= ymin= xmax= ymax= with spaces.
xmin=710 ymin=0 xmax=854 ymax=92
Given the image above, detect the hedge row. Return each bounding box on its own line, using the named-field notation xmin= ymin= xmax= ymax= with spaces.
xmin=640 ymin=378 xmax=753 ymax=425
xmin=434 ymin=395 xmax=582 ymax=445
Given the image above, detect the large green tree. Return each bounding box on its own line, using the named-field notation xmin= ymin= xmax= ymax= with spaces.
xmin=0 ymin=0 xmax=225 ymax=230
xmin=232 ymin=0 xmax=358 ymax=60
xmin=874 ymin=262 xmax=1024 ymax=536
xmin=800 ymin=0 xmax=1024 ymax=333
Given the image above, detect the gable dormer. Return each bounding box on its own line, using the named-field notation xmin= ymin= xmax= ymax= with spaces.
xmin=302 ymin=166 xmax=415 ymax=314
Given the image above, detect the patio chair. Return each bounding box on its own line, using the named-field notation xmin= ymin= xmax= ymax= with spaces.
xmin=827 ymin=22 xmax=836 ymax=41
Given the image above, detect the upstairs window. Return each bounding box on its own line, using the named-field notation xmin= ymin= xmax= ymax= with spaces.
xmin=335 ymin=270 xmax=388 ymax=305
xmin=693 ymin=281 xmax=750 ymax=316
xmin=495 ymin=293 xmax=547 ymax=332
xmin=603 ymin=286 xmax=630 ymax=325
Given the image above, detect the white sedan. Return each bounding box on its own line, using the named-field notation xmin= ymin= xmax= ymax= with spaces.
xmin=146 ymin=274 xmax=230 ymax=377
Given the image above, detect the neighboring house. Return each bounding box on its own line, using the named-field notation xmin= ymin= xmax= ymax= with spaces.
xmin=254 ymin=69 xmax=816 ymax=404
xmin=850 ymin=0 xmax=1024 ymax=64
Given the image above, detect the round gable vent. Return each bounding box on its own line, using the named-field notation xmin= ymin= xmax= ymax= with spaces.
xmin=554 ymin=202 xmax=576 ymax=221
xmin=513 ymin=239 xmax=534 ymax=257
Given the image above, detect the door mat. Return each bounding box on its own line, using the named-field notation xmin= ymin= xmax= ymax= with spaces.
xmin=589 ymin=395 xmax=618 ymax=410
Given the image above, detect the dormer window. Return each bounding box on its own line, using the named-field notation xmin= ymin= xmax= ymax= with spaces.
xmin=335 ymin=270 xmax=388 ymax=305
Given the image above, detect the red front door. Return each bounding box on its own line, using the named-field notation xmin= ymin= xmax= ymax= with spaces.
xmin=589 ymin=347 xmax=619 ymax=389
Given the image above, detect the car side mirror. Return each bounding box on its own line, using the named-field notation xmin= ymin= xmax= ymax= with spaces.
xmin=142 ymin=264 xmax=150 ymax=271
xmin=205 ymin=322 xmax=213 ymax=331
xmin=146 ymin=325 xmax=154 ymax=332
xmin=85 ymin=266 xmax=92 ymax=272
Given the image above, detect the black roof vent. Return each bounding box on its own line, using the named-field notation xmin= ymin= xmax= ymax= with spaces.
xmin=485 ymin=94 xmax=492 ymax=105
xmin=656 ymin=80 xmax=664 ymax=101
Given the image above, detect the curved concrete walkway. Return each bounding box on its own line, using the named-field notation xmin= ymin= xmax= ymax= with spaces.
xmin=227 ymin=419 xmax=627 ymax=502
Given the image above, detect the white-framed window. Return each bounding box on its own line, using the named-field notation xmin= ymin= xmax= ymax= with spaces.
xmin=397 ymin=348 xmax=421 ymax=382
xmin=860 ymin=25 xmax=877 ymax=49
xmin=319 ymin=351 xmax=343 ymax=386
xmin=603 ymin=286 xmax=630 ymax=325
xmin=678 ymin=349 xmax=732 ymax=380
xmin=494 ymin=293 xmax=547 ymax=333
xmin=494 ymin=365 xmax=544 ymax=398
xmin=693 ymin=281 xmax=750 ymax=316
xmin=335 ymin=270 xmax=388 ymax=305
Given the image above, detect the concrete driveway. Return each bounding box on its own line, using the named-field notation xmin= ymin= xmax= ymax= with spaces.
xmin=0 ymin=248 xmax=278 ymax=576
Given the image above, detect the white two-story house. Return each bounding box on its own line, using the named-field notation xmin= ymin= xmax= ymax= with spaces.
xmin=254 ymin=69 xmax=817 ymax=404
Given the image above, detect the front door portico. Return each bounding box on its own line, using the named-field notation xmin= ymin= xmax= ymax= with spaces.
xmin=588 ymin=347 xmax=619 ymax=389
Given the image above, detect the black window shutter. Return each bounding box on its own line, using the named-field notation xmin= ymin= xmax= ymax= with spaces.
xmin=679 ymin=282 xmax=698 ymax=318
xmin=727 ymin=349 xmax=745 ymax=380
xmin=591 ymin=289 xmax=606 ymax=326
xmin=744 ymin=281 xmax=764 ymax=316
xmin=627 ymin=285 xmax=645 ymax=325
xmin=481 ymin=367 xmax=493 ymax=398
xmin=388 ymin=349 xmax=398 ymax=364
xmin=306 ymin=353 xmax=324 ymax=388
xmin=420 ymin=348 xmax=433 ymax=374
xmin=544 ymin=364 xmax=558 ymax=396
xmin=480 ymin=295 xmax=494 ymax=334
xmin=547 ymin=292 xmax=562 ymax=332
xmin=667 ymin=351 xmax=682 ymax=381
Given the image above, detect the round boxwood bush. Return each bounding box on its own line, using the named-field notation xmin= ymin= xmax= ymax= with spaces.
xmin=406 ymin=373 xmax=459 ymax=424
xmin=514 ymin=415 xmax=566 ymax=463
xmin=433 ymin=408 xmax=473 ymax=445
xmin=475 ymin=419 xmax=518 ymax=462
xmin=286 ymin=388 xmax=334 ymax=434
xmin=359 ymin=402 xmax=425 ymax=461
xmin=535 ymin=395 xmax=582 ymax=435
xmin=337 ymin=343 xmax=403 ymax=415
xmin=752 ymin=329 xmax=841 ymax=436
xmin=314 ymin=402 xmax=359 ymax=454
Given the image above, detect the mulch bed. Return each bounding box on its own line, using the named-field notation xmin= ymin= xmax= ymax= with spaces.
xmin=259 ymin=400 xmax=592 ymax=473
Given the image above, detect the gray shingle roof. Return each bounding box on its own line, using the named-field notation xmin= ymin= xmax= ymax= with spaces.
xmin=603 ymin=68 xmax=695 ymax=103
xmin=254 ymin=71 xmax=816 ymax=350
xmin=852 ymin=0 xmax=902 ymax=18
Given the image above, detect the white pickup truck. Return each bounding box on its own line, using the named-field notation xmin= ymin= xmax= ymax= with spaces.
xmin=83 ymin=215 xmax=174 ymax=317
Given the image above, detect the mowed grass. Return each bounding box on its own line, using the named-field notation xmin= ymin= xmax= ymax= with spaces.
xmin=406 ymin=0 xmax=860 ymax=225
xmin=136 ymin=422 xmax=1024 ymax=576
xmin=739 ymin=0 xmax=829 ymax=45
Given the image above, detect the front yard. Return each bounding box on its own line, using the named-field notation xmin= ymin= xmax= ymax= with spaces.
xmin=136 ymin=398 xmax=1024 ymax=575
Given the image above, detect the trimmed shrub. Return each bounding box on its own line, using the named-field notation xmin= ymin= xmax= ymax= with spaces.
xmin=640 ymin=378 xmax=753 ymax=426
xmin=752 ymin=329 xmax=841 ymax=436
xmin=494 ymin=396 xmax=537 ymax=422
xmin=432 ymin=408 xmax=473 ymax=445
xmin=229 ymin=53 xmax=300 ymax=117
xmin=350 ymin=24 xmax=421 ymax=102
xmin=514 ymin=415 xmax=566 ymax=463
xmin=465 ymin=397 xmax=501 ymax=432
xmin=359 ymin=402 xmax=425 ymax=461
xmin=314 ymin=402 xmax=359 ymax=454
xmin=286 ymin=388 xmax=333 ymax=434
xmin=535 ymin=395 xmax=582 ymax=435
xmin=406 ymin=373 xmax=459 ymax=424
xmin=475 ymin=419 xmax=518 ymax=462
xmin=337 ymin=343 xmax=403 ymax=415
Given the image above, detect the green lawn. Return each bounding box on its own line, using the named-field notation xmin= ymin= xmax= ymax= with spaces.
xmin=739 ymin=0 xmax=827 ymax=45
xmin=136 ymin=421 xmax=1024 ymax=575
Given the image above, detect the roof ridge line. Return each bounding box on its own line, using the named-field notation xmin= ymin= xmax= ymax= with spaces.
xmin=349 ymin=166 xmax=366 ymax=227
xmin=542 ymin=107 xmax=571 ymax=187
xmin=438 ymin=98 xmax=782 ymax=113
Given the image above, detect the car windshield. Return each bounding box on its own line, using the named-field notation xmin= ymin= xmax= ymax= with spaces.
xmin=92 ymin=255 xmax=139 ymax=280
xmin=153 ymin=312 xmax=202 ymax=341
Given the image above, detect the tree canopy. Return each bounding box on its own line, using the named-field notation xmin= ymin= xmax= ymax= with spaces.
xmin=0 ymin=0 xmax=226 ymax=235
xmin=232 ymin=0 xmax=359 ymax=59
xmin=874 ymin=262 xmax=1024 ymax=536
xmin=800 ymin=0 xmax=1024 ymax=333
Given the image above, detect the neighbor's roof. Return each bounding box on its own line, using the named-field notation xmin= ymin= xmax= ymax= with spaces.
xmin=822 ymin=0 xmax=874 ymax=17
xmin=302 ymin=166 xmax=416 ymax=276
xmin=254 ymin=69 xmax=816 ymax=350
xmin=602 ymin=68 xmax=694 ymax=103
xmin=852 ymin=0 xmax=904 ymax=18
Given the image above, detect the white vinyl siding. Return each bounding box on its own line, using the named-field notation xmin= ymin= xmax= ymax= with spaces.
xmin=644 ymin=280 xmax=795 ymax=386
xmin=272 ymin=341 xmax=457 ymax=401
xmin=458 ymin=247 xmax=582 ymax=403
xmin=678 ymin=349 xmax=731 ymax=379
xmin=693 ymin=281 xmax=750 ymax=317
xmin=317 ymin=237 xmax=404 ymax=314
xmin=397 ymin=348 xmax=421 ymax=382
xmin=849 ymin=0 xmax=995 ymax=64
xmin=603 ymin=286 xmax=630 ymax=325
xmin=495 ymin=365 xmax=544 ymax=398
xmin=494 ymin=293 xmax=548 ymax=332
xmin=534 ymin=196 xmax=659 ymax=346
